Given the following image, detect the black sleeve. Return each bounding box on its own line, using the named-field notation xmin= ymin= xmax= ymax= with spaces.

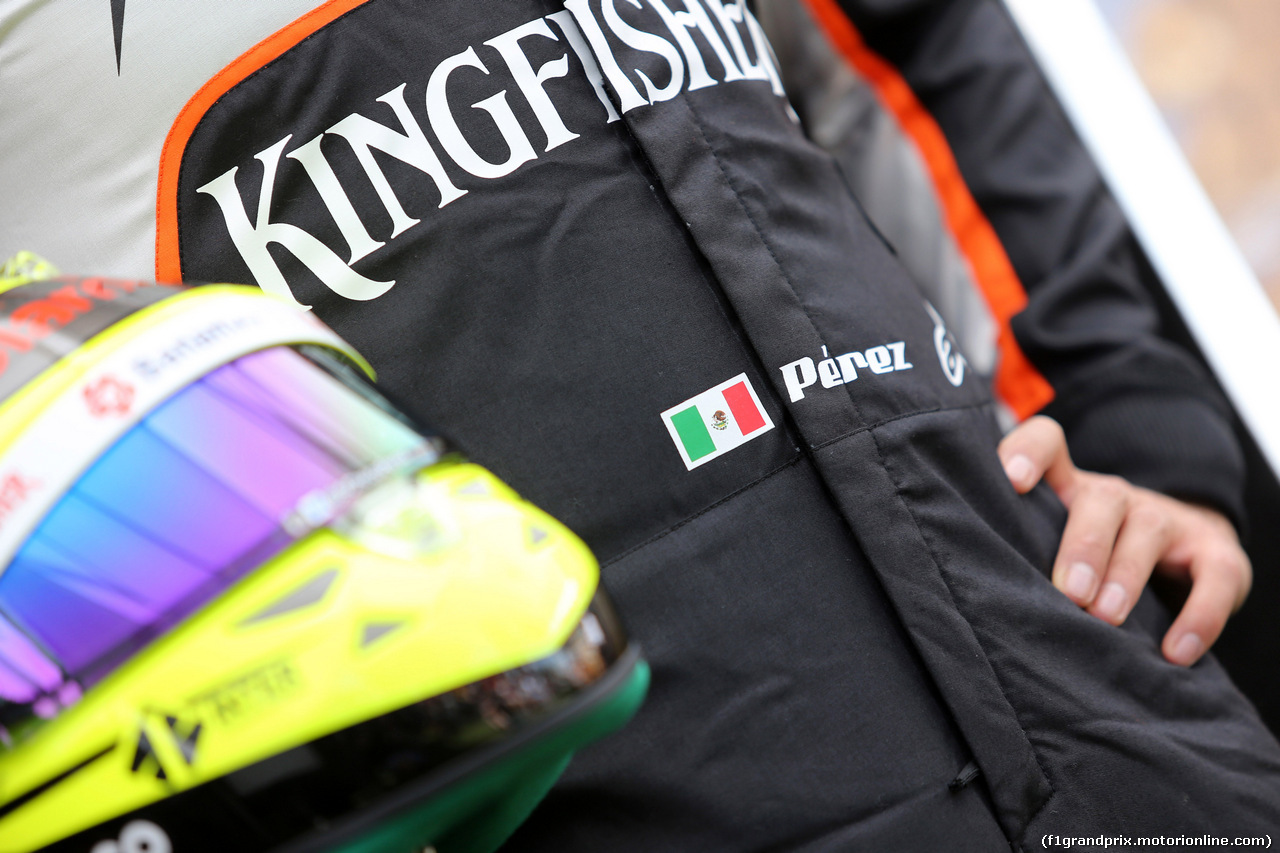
xmin=825 ymin=0 xmax=1246 ymax=527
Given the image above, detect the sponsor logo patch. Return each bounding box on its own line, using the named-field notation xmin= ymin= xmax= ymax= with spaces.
xmin=0 ymin=472 xmax=39 ymax=531
xmin=83 ymin=375 xmax=136 ymax=417
xmin=925 ymin=301 xmax=967 ymax=388
xmin=177 ymin=0 xmax=789 ymax=305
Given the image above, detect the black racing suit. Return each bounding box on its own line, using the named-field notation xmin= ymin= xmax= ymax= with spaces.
xmin=6 ymin=0 xmax=1279 ymax=849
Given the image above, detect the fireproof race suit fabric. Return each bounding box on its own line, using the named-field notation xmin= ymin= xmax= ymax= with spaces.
xmin=2 ymin=1 xmax=1279 ymax=850
xmin=756 ymin=0 xmax=1248 ymax=530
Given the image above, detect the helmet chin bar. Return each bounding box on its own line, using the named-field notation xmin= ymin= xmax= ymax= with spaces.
xmin=35 ymin=593 xmax=642 ymax=853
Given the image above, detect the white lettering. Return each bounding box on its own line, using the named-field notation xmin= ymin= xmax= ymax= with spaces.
xmin=197 ymin=5 xmax=796 ymax=309
xmin=485 ymin=19 xmax=580 ymax=152
xmin=835 ymin=352 xmax=860 ymax=382
xmin=866 ymin=345 xmax=892 ymax=374
xmin=780 ymin=356 xmax=816 ymax=402
xmin=426 ymin=47 xmax=538 ymax=179
xmin=818 ymin=357 xmax=843 ymax=388
xmin=286 ymin=134 xmax=385 ymax=263
xmin=196 ymin=136 xmax=395 ymax=308
xmin=547 ymin=10 xmax=621 ymax=122
xmin=779 ymin=341 xmax=913 ymax=401
xmin=889 ymin=340 xmax=913 ymax=370
xmin=703 ymin=0 xmax=769 ymax=83
xmin=325 ymin=84 xmax=468 ymax=238
xmin=564 ymin=0 xmax=649 ymax=112
xmin=603 ymin=0 xmax=685 ymax=103
xmin=647 ymin=0 xmax=745 ymax=90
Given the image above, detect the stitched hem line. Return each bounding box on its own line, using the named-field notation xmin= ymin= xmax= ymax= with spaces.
xmin=808 ymin=398 xmax=995 ymax=454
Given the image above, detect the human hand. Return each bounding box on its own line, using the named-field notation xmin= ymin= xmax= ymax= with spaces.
xmin=998 ymin=415 xmax=1251 ymax=666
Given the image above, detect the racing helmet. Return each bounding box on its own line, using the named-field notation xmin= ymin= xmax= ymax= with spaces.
xmin=0 ymin=267 xmax=647 ymax=853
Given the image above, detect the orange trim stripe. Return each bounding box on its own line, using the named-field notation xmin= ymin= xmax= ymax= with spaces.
xmin=154 ymin=0 xmax=370 ymax=284
xmin=802 ymin=0 xmax=1054 ymax=420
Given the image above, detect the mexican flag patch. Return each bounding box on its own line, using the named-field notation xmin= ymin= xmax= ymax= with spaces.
xmin=661 ymin=374 xmax=775 ymax=470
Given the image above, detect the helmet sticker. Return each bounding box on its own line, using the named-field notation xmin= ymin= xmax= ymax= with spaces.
xmin=0 ymin=277 xmax=175 ymax=401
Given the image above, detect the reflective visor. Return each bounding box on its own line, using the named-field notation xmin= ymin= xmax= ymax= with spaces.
xmin=0 ymin=346 xmax=432 ymax=726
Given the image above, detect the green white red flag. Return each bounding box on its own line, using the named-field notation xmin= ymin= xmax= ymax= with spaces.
xmin=660 ymin=373 xmax=774 ymax=470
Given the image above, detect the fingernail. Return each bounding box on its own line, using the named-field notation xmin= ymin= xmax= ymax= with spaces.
xmin=1065 ymin=562 xmax=1096 ymax=602
xmin=1171 ymin=633 xmax=1205 ymax=666
xmin=1094 ymin=582 xmax=1128 ymax=623
xmin=1004 ymin=454 xmax=1035 ymax=490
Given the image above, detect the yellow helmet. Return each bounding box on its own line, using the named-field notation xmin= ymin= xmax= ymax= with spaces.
xmin=0 ymin=270 xmax=646 ymax=852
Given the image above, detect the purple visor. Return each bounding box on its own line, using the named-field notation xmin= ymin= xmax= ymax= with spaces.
xmin=0 ymin=345 xmax=433 ymax=729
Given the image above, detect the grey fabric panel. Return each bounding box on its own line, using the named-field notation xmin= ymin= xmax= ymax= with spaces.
xmin=756 ymin=0 xmax=999 ymax=379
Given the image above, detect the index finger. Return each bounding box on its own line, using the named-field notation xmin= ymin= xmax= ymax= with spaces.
xmin=998 ymin=415 xmax=1074 ymax=495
